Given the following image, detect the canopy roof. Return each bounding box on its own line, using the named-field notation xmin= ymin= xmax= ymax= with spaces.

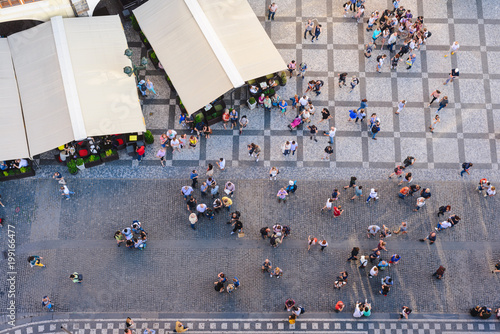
xmin=0 ymin=15 xmax=145 ymax=161
xmin=134 ymin=0 xmax=286 ymax=114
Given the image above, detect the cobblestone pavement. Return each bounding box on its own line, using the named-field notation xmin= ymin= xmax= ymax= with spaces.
xmin=36 ymin=0 xmax=500 ymax=180
xmin=0 ymin=315 xmax=499 ymax=334
xmin=0 ymin=179 xmax=498 ymax=320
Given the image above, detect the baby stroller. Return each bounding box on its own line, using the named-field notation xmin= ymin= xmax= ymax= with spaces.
xmin=288 ymin=116 xmax=303 ymax=131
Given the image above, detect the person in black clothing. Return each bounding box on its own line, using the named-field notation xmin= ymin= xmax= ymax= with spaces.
xmin=338 ymin=72 xmax=348 ymax=88
xmin=369 ymin=250 xmax=380 ymax=263
xmin=437 ymin=205 xmax=451 ymax=217
xmin=228 ymin=211 xmax=241 ymax=224
xmin=420 ymin=188 xmax=431 ymax=199
xmin=347 ymin=247 xmax=359 ymax=261
xmin=186 ymin=197 xmax=197 ymax=213
xmin=322 ymin=146 xmax=333 ymax=160
xmin=408 ymin=184 xmax=420 ymax=196
xmin=231 ymin=220 xmax=243 ymax=235
xmin=432 ymin=266 xmax=446 ymax=279
xmin=344 ymin=176 xmax=357 ymax=189
xmin=398 ymin=44 xmax=410 ymax=57
xmin=448 ymin=214 xmax=461 ymax=226
xmin=260 ymin=227 xmax=271 ymax=239
xmin=403 ymin=156 xmax=416 ymax=167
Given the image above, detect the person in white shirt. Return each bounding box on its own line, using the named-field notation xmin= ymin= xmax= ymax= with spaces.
xmin=353 ymin=302 xmax=363 ymax=318
xmin=298 ymin=95 xmax=309 ymax=112
xmin=445 ymin=41 xmax=460 ymax=57
xmin=217 ymin=158 xmax=226 ymax=170
xmin=181 ymin=186 xmax=193 ymax=200
xmin=60 ymin=185 xmax=75 ymax=200
xmin=486 ymin=186 xmax=496 ymax=197
xmin=435 ymin=220 xmax=451 ymax=231
xmin=290 ymin=141 xmax=298 ymax=156
xmin=323 ymin=126 xmax=336 ymax=144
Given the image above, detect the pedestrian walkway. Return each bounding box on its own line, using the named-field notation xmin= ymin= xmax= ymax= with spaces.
xmin=1 ymin=316 xmax=498 ymax=334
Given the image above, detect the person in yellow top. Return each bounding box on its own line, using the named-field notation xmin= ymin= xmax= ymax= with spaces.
xmin=174 ymin=321 xmax=189 ymax=332
xmin=222 ymin=196 xmax=232 ymax=211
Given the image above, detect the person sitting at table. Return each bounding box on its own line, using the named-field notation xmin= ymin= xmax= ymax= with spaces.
xmin=271 ymin=92 xmax=280 ymax=108
xmin=0 ymin=161 xmax=7 ymax=170
xmin=258 ymin=94 xmax=265 ymax=108
xmin=249 ymin=85 xmax=260 ymax=95
xmin=14 ymin=158 xmax=28 ymax=169
xmin=203 ymin=125 xmax=213 ymax=139
xmin=59 ymin=147 xmax=71 ymax=162
xmin=268 ymin=78 xmax=279 ymax=88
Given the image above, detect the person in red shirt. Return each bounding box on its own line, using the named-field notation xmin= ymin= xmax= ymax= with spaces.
xmin=335 ymin=301 xmax=345 ymax=312
xmin=333 ymin=205 xmax=344 ymax=218
xmin=399 ymin=186 xmax=410 ymax=199
xmin=136 ymin=145 xmax=145 ymax=161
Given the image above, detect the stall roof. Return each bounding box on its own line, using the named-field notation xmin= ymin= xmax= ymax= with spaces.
xmin=0 ymin=39 xmax=30 ymax=161
xmin=0 ymin=15 xmax=145 ymax=161
xmin=134 ymin=0 xmax=286 ymax=114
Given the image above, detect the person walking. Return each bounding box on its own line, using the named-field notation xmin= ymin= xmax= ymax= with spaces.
xmin=399 ymin=306 xmax=412 ymax=319
xmin=393 ymin=222 xmax=408 ymax=234
xmin=444 ymin=68 xmax=459 ymax=85
xmin=371 ymin=121 xmax=380 ymax=140
xmin=390 ymin=54 xmax=400 ymax=70
xmin=268 ymin=2 xmax=278 ymax=20
xmin=414 ymin=196 xmax=426 ymax=211
xmin=444 ymin=41 xmax=460 ymax=57
xmin=145 ymin=79 xmax=158 ymax=96
xmin=429 ymin=90 xmax=441 ymax=106
xmin=419 ymin=231 xmax=437 ymax=244
xmin=347 ymin=247 xmax=359 ymax=261
xmin=376 ymin=54 xmax=386 ymax=73
xmin=52 ymin=171 xmax=66 ymax=185
xmin=290 ymin=141 xmax=298 ymax=156
xmin=350 ymin=185 xmax=363 ymax=200
xmin=42 ymin=296 xmax=54 ymax=311
xmin=297 ymin=62 xmax=307 ymax=78
xmin=387 ymin=32 xmax=398 ymax=52
xmin=319 ymin=239 xmax=328 ymax=251
xmin=460 ymin=162 xmax=473 ymax=177
xmin=436 ymin=96 xmax=448 ymax=113
xmin=322 ymin=145 xmax=334 ymax=160
xmin=429 ymin=115 xmax=440 ymax=133
xmin=308 ymin=124 xmax=318 ymax=141
xmin=437 ymin=205 xmax=451 ymax=217
xmin=313 ymin=80 xmax=324 ymax=96
xmin=399 ymin=186 xmax=410 ymax=199
xmin=282 ymin=141 xmax=291 ymax=156
xmin=69 ymin=272 xmax=83 ymax=283
xmin=311 ymin=23 xmax=322 ymax=42
xmin=271 ymin=267 xmax=283 ymax=278
xmin=389 ymin=254 xmax=401 ymax=265
xmin=287 ymin=60 xmax=296 ymax=78
xmin=368 ymin=266 xmax=378 ymax=278
xmin=28 ymin=255 xmax=46 ymax=268
xmin=333 ymin=205 xmax=344 ymax=218
xmin=338 ymin=72 xmax=348 ymax=88
xmin=350 ymin=76 xmax=360 ymax=92
xmin=398 ymin=172 xmax=413 ymax=186
xmin=344 ymin=176 xmax=357 ymax=190
xmin=239 ymin=115 xmax=248 ymax=135
xmin=174 ymin=321 xmax=189 ymax=332
xmin=323 ymin=126 xmax=336 ymax=144
xmin=395 ymin=100 xmax=406 ymax=114
xmin=190 ymin=170 xmax=198 ymax=188
xmin=432 ymin=266 xmax=446 ymax=279
xmin=60 ymin=185 xmax=75 ymax=200
xmin=304 ymin=20 xmax=314 ymax=39
xmin=366 ymin=188 xmax=379 ymax=203
xmin=188 ymin=213 xmax=197 ymax=230
xmin=405 ymin=54 xmax=416 ymax=70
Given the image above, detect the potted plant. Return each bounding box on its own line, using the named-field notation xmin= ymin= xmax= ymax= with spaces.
xmin=148 ymin=50 xmax=159 ymax=68
xmin=144 ymin=130 xmax=154 ymax=144
xmin=101 ymin=149 xmax=119 ymax=163
xmin=280 ymin=71 xmax=287 ymax=86
xmin=18 ymin=166 xmax=35 ymax=178
xmin=129 ymin=14 xmax=141 ymax=31
xmin=247 ymin=97 xmax=257 ymax=110
xmin=76 ymin=158 xmax=85 ymax=171
xmin=84 ymin=154 xmax=102 ymax=168
xmin=67 ymin=160 xmax=78 ymax=175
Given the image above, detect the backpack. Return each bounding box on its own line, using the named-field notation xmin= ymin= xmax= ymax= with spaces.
xmin=426 ymin=31 xmax=432 ymax=38
xmin=462 ymin=163 xmax=468 ymax=169
xmin=140 ymin=83 xmax=147 ymax=91
xmin=394 ymin=167 xmax=400 ymax=173
xmin=78 ymin=274 xmax=83 ymax=280
xmin=300 ymin=306 xmax=306 ymax=314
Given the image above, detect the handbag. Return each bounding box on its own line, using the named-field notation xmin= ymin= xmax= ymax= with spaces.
xmin=238 ymin=230 xmax=245 ymax=238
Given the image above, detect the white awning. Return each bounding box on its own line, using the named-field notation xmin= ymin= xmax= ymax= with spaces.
xmin=0 ymin=15 xmax=145 ymax=161
xmin=134 ymin=0 xmax=286 ymax=115
xmin=0 ymin=39 xmax=30 ymax=161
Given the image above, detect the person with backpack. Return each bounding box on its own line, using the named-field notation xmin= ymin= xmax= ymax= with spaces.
xmin=460 ymin=162 xmax=473 ymax=177
xmin=371 ymin=121 xmax=380 ymax=140
xmin=297 ymin=62 xmax=307 ymax=78
xmin=376 ymin=54 xmax=386 ymax=73
xmin=399 ymin=306 xmax=412 ymax=319
xmin=69 ymin=272 xmax=83 ymax=283
xmin=28 ymin=255 xmax=46 ymax=268
xmin=286 ymin=180 xmax=297 ymax=194
xmin=313 ymin=80 xmax=324 ymax=96
xmin=137 ymin=80 xmax=148 ymax=97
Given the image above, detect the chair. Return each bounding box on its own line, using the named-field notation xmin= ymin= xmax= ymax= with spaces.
xmin=126 ymin=143 xmax=137 ymax=157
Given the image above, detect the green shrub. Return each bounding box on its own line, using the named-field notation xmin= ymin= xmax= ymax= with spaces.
xmin=144 ymin=130 xmax=154 ymax=144
xmin=3 ymin=171 xmax=8 ymax=177
xmin=249 ymin=97 xmax=256 ymax=104
xmin=20 ymin=167 xmax=27 ymax=173
xmin=76 ymin=158 xmax=84 ymax=166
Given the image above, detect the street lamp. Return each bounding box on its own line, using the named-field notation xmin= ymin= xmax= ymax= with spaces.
xmin=123 ymin=49 xmax=148 ymax=77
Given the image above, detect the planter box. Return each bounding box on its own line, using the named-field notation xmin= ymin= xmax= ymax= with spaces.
xmin=84 ymin=156 xmax=103 ymax=168
xmin=247 ymin=100 xmax=257 ymax=109
xmin=206 ymin=115 xmax=223 ymax=126
xmin=101 ymin=153 xmax=119 ymax=163
xmin=0 ymin=168 xmax=35 ymax=182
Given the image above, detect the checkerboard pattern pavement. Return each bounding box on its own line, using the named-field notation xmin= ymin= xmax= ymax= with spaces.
xmin=1 ymin=317 xmax=498 ymax=334
xmin=44 ymin=0 xmax=499 ymax=174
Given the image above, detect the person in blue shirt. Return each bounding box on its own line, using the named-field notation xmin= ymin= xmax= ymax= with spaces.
xmin=278 ymin=99 xmax=288 ymax=116
xmin=232 ymin=277 xmax=240 ymax=289
xmin=190 ymin=170 xmax=198 ymax=188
